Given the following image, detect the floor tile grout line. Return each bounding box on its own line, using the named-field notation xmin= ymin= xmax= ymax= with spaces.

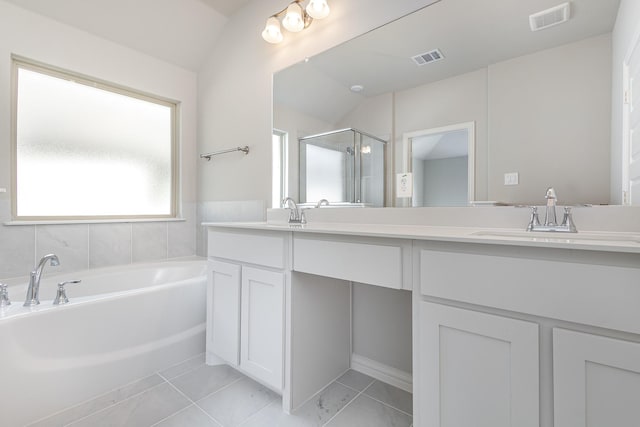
xmin=320 ymin=384 xmax=370 ymax=427
xmin=160 ymin=371 xmax=244 ymax=427
xmin=237 ymin=398 xmax=280 ymax=427
xmin=337 ymin=379 xmax=413 ymax=417
xmin=30 ymin=373 xmax=167 ymax=426
xmin=158 ymin=372 xmax=224 ymax=426
xmin=334 ymin=378 xmax=375 ymax=394
xmin=62 ymin=380 xmax=170 ymax=427
xmin=360 ymin=381 xmax=414 ymax=417
xmin=360 ymin=394 xmax=414 ymax=418
xmin=32 ymin=354 xmax=206 ymax=427
xmin=149 ymin=404 xmax=203 ymax=427
xmin=156 ymin=353 xmax=207 ymax=382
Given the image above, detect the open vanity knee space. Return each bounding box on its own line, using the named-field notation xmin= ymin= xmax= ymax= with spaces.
xmin=204 ymin=210 xmax=640 ymax=427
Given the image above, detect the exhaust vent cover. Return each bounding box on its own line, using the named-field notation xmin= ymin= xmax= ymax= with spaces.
xmin=529 ymin=2 xmax=571 ymax=32
xmin=411 ymin=49 xmax=444 ymax=66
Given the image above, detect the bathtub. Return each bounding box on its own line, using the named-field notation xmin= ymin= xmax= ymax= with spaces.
xmin=0 ymin=258 xmax=207 ymax=427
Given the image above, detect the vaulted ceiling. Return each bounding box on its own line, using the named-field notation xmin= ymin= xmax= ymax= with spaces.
xmin=3 ymin=0 xmax=251 ymax=70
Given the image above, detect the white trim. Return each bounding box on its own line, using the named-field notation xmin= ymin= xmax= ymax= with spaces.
xmin=401 ymin=121 xmax=476 ymax=207
xmin=4 ymin=218 xmax=187 ymax=226
xmin=622 ymin=20 xmax=640 ymax=205
xmin=351 ymin=353 xmax=412 ymax=393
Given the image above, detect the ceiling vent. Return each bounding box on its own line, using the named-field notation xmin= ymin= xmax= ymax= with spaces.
xmin=411 ymin=49 xmax=444 ymax=66
xmin=529 ymin=2 xmax=571 ymax=32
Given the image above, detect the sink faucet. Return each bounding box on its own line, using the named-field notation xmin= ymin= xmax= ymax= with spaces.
xmin=526 ymin=188 xmax=577 ymax=233
xmin=24 ymin=254 xmax=60 ymax=306
xmin=315 ymin=199 xmax=329 ymax=208
xmin=282 ymin=197 xmax=306 ymax=224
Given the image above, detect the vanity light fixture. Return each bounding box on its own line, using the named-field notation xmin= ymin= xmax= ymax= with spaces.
xmin=262 ymin=0 xmax=330 ymax=44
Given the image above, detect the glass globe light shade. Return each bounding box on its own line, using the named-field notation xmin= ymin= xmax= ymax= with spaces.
xmin=306 ymin=0 xmax=330 ymax=19
xmin=282 ymin=2 xmax=305 ymax=32
xmin=262 ymin=16 xmax=283 ymax=43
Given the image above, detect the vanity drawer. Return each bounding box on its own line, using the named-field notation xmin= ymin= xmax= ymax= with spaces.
xmin=293 ymin=235 xmax=411 ymax=290
xmin=418 ymin=244 xmax=640 ymax=335
xmin=208 ymin=229 xmax=288 ymax=269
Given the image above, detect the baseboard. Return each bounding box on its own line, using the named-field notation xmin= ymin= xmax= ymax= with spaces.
xmin=351 ymin=353 xmax=412 ymax=393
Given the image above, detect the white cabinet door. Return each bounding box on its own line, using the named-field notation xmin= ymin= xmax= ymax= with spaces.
xmin=241 ymin=266 xmax=284 ymax=390
xmin=554 ymin=328 xmax=640 ymax=427
xmin=419 ymin=302 xmax=539 ymax=427
xmin=207 ymin=260 xmax=241 ymax=366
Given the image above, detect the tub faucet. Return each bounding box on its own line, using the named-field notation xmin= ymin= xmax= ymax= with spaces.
xmin=282 ymin=197 xmax=306 ymax=224
xmin=24 ymin=254 xmax=60 ymax=307
xmin=526 ymin=188 xmax=577 ymax=233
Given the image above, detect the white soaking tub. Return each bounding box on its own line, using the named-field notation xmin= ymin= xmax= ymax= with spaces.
xmin=0 ymin=258 xmax=207 ymax=427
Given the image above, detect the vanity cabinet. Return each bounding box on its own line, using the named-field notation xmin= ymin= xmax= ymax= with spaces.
xmin=240 ymin=266 xmax=284 ymax=390
xmin=415 ymin=241 xmax=640 ymax=427
xmin=419 ymin=302 xmax=539 ymax=427
xmin=206 ymin=229 xmax=289 ymax=392
xmin=293 ymin=233 xmax=412 ymax=290
xmin=553 ymin=328 xmax=640 ymax=427
xmin=207 ymin=260 xmax=241 ymax=366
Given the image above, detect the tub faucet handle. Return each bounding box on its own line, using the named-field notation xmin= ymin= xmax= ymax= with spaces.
xmin=0 ymin=283 xmax=10 ymax=307
xmin=53 ymin=280 xmax=81 ymax=305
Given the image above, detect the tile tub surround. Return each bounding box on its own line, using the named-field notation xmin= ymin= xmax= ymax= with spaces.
xmin=29 ymin=356 xmax=412 ymax=427
xmin=0 ymin=201 xmax=197 ymax=280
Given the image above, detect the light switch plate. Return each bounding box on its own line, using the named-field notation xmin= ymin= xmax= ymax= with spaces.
xmin=504 ymin=172 xmax=519 ymax=186
xmin=396 ymin=173 xmax=413 ymax=197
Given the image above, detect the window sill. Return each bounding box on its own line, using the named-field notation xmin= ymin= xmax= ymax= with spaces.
xmin=4 ymin=218 xmax=187 ymax=226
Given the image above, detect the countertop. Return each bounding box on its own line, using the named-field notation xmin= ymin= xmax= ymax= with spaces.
xmin=202 ymin=221 xmax=640 ymax=254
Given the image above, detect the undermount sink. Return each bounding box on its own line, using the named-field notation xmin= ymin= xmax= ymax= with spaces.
xmin=471 ymin=230 xmax=640 ymax=244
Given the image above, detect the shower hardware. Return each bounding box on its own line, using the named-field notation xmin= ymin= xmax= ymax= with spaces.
xmin=53 ymin=280 xmax=82 ymax=305
xmin=200 ymin=146 xmax=249 ymax=161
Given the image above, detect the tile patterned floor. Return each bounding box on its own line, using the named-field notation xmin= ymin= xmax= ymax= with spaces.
xmin=28 ymin=354 xmax=413 ymax=427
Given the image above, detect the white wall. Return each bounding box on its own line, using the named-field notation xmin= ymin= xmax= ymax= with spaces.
xmin=0 ymin=1 xmax=198 ymax=280
xmin=352 ymin=284 xmax=412 ymax=374
xmin=488 ymin=33 xmax=611 ymax=205
xmin=611 ymin=0 xmax=640 ymax=204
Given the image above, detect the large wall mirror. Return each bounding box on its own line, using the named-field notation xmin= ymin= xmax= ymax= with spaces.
xmin=273 ymin=0 xmax=626 ymax=206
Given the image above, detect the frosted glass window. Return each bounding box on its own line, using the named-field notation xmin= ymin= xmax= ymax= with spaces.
xmin=13 ymin=59 xmax=176 ymax=219
xmin=305 ymin=144 xmax=346 ymax=202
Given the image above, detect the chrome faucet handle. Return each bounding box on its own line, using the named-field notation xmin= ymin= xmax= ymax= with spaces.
xmin=53 ymin=280 xmax=81 ymax=305
xmin=526 ymin=206 xmax=540 ymax=231
xmin=0 ymin=283 xmax=10 ymax=307
xmin=561 ymin=207 xmax=578 ymax=232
